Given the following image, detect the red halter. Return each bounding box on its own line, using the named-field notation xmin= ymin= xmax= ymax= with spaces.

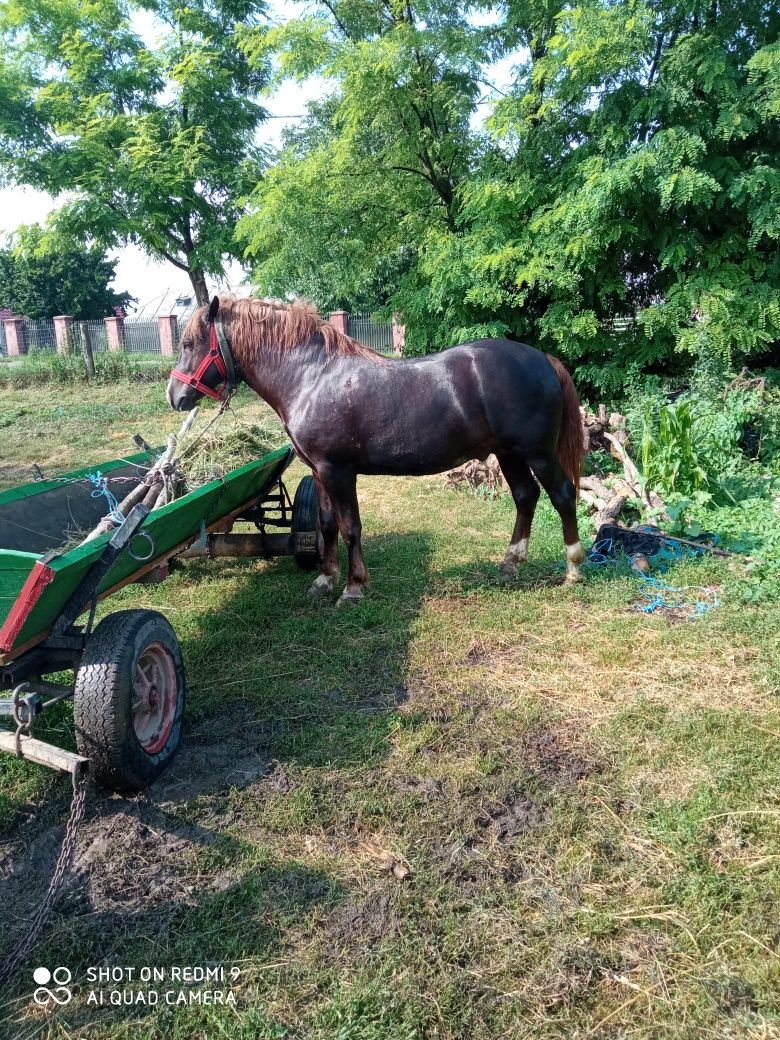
xmin=171 ymin=324 xmax=231 ymax=401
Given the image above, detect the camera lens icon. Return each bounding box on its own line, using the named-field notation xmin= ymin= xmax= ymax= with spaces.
xmin=33 ymin=966 xmax=72 ymax=1006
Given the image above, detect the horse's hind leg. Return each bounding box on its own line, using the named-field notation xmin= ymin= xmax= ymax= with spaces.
xmin=308 ymin=476 xmax=340 ymax=597
xmin=497 ymin=454 xmax=540 ymax=578
xmin=528 ymin=453 xmax=585 ymax=583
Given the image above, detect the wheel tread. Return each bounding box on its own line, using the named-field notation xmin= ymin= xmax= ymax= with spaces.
xmin=74 ymin=609 xmax=184 ymax=792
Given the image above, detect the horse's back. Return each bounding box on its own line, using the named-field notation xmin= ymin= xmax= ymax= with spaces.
xmin=404 ymin=337 xmax=560 ymax=394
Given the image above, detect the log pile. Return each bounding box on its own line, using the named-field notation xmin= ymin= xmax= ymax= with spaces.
xmin=444 ymin=455 xmax=505 ymax=494
xmin=578 ymin=406 xmax=668 ymax=529
xmin=445 ymin=405 xmax=669 ymax=530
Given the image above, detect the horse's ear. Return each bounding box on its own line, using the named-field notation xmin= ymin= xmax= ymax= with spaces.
xmin=208 ymin=295 xmax=220 ymax=323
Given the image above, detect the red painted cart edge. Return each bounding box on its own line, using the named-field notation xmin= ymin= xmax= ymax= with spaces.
xmin=0 ymin=561 xmax=57 ymax=654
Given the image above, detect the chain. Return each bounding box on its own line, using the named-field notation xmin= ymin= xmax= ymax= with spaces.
xmin=13 ymin=683 xmax=32 ymax=758
xmin=0 ymin=769 xmax=90 ymax=988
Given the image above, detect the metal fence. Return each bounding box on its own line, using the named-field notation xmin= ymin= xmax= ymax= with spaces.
xmin=73 ymin=320 xmax=109 ymax=355
xmin=176 ymin=308 xmax=197 ymax=345
xmin=23 ymin=319 xmax=56 ymax=352
xmin=124 ymin=319 xmax=162 ymax=353
xmin=347 ymin=313 xmax=395 ymax=354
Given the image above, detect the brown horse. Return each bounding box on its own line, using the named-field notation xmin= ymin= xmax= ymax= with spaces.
xmin=167 ymin=296 xmax=585 ymax=604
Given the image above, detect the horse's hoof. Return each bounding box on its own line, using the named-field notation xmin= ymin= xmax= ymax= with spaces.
xmin=336 ymin=588 xmax=364 ymax=607
xmin=308 ymin=575 xmax=335 ymax=597
xmin=499 ymin=563 xmax=518 ymax=581
xmin=564 ymin=571 xmax=583 ymax=585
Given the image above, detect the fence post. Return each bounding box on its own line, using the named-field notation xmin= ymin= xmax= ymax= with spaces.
xmin=158 ymin=314 xmax=178 ymax=356
xmin=105 ymin=315 xmax=125 ymax=352
xmin=328 ymin=311 xmax=349 ymax=335
xmin=53 ymin=315 xmax=74 ymax=354
xmin=3 ymin=318 xmax=27 ymax=356
xmin=392 ymin=315 xmax=405 ymax=355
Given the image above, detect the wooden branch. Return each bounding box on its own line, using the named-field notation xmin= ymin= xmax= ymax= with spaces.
xmin=78 ymin=410 xmax=199 ymax=545
xmin=604 ymin=432 xmax=642 ymax=491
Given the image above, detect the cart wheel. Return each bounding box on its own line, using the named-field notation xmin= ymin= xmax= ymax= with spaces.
xmin=291 ymin=475 xmax=321 ymax=571
xmin=73 ymin=609 xmax=185 ymax=793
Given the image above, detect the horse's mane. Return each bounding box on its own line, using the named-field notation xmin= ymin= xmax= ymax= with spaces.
xmin=186 ymin=296 xmax=386 ymax=363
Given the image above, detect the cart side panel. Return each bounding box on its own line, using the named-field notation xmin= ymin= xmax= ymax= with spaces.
xmin=6 ymin=446 xmax=292 ymax=656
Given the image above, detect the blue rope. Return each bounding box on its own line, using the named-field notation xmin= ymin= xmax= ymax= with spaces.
xmin=586 ymin=534 xmax=719 ymax=618
xmin=88 ymin=470 xmax=125 ymax=526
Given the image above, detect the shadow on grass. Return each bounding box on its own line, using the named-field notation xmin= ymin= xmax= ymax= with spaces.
xmin=0 ymin=529 xmax=433 ymax=1033
xmin=170 ymin=528 xmax=434 ymax=777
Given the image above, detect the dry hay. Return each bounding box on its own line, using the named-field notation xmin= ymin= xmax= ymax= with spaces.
xmin=175 ymin=416 xmax=287 ymax=491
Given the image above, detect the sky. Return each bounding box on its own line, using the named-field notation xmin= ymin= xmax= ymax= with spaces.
xmin=0 ymin=4 xmax=517 ymax=316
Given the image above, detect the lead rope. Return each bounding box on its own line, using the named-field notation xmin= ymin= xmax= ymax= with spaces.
xmin=173 ymin=393 xmax=235 ymax=465
xmin=0 ymin=769 xmax=90 ymax=988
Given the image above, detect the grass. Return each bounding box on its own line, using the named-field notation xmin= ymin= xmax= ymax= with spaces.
xmin=0 ymin=381 xmax=778 ymax=1039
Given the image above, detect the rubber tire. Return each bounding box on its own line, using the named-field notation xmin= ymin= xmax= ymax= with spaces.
xmin=291 ymin=475 xmax=321 ymax=571
xmin=73 ymin=609 xmax=186 ymax=793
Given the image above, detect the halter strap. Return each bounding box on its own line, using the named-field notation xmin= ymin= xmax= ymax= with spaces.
xmin=170 ymin=318 xmax=237 ymax=401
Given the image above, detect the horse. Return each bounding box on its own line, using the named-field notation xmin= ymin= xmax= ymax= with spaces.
xmin=167 ymin=296 xmax=585 ymax=605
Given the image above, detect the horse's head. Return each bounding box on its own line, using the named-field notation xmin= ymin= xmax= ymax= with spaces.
xmin=167 ymin=296 xmax=239 ymax=411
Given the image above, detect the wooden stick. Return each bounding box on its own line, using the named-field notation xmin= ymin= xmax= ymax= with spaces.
xmin=626 ymin=528 xmax=734 ymax=558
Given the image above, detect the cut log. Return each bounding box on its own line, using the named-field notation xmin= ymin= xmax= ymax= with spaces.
xmin=594 ymin=494 xmax=627 ymax=530
xmin=604 ymin=432 xmax=642 ymax=491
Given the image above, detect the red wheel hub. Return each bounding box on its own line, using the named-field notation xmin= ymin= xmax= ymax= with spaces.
xmin=132 ymin=642 xmax=178 ymax=755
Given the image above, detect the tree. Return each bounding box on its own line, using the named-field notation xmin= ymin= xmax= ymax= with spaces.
xmin=0 ymin=0 xmax=270 ymax=305
xmin=236 ymin=0 xmax=489 ymax=312
xmin=0 ymin=225 xmax=131 ymax=319
xmin=398 ymin=0 xmax=780 ymax=391
xmin=239 ymin=0 xmax=779 ymax=392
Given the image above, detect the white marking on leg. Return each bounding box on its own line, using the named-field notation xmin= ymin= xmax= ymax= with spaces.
xmin=308 ymin=573 xmax=335 ymax=597
xmin=500 ymin=538 xmax=528 ymax=577
xmin=337 ymin=584 xmax=364 ymax=606
xmin=565 ymin=541 xmax=585 ymax=583
xmin=510 ymin=538 xmax=529 ymax=563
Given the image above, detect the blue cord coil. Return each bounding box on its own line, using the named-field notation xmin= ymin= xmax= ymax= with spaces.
xmin=587 ymin=535 xmax=719 ymax=618
xmin=88 ymin=471 xmax=125 ymax=526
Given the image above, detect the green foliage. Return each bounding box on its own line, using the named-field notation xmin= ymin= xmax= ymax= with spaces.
xmin=625 ymin=369 xmax=780 ymax=601
xmin=237 ymin=1 xmax=488 ymax=311
xmin=0 ymin=224 xmax=131 ymax=318
xmin=239 ymin=0 xmax=779 ymax=385
xmin=0 ymin=0 xmax=270 ymax=302
xmin=640 ymin=400 xmax=710 ymax=497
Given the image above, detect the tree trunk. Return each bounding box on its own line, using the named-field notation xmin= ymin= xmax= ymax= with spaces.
xmin=188 ymin=266 xmax=210 ymax=307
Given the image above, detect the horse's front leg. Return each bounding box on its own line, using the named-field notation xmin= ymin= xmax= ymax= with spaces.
xmin=307 ymin=475 xmax=341 ymax=597
xmin=321 ymin=467 xmax=368 ymax=605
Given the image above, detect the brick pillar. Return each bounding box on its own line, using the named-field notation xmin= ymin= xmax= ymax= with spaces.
xmin=105 ymin=315 xmax=125 ymax=352
xmin=392 ymin=315 xmax=406 ymax=355
xmin=3 ymin=318 xmax=26 ymax=356
xmin=328 ymin=310 xmax=349 ymax=335
xmin=53 ymin=315 xmax=74 ymax=354
xmin=157 ymin=314 xmax=178 ymax=356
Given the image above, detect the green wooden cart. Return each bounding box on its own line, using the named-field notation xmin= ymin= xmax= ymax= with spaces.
xmin=0 ymin=445 xmax=320 ymax=791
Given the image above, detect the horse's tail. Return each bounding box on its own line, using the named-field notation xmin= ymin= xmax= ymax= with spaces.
xmin=546 ymin=354 xmax=584 ymax=493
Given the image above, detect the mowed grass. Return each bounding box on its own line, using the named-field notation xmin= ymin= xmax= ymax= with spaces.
xmin=0 ymin=382 xmax=778 ymax=1040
